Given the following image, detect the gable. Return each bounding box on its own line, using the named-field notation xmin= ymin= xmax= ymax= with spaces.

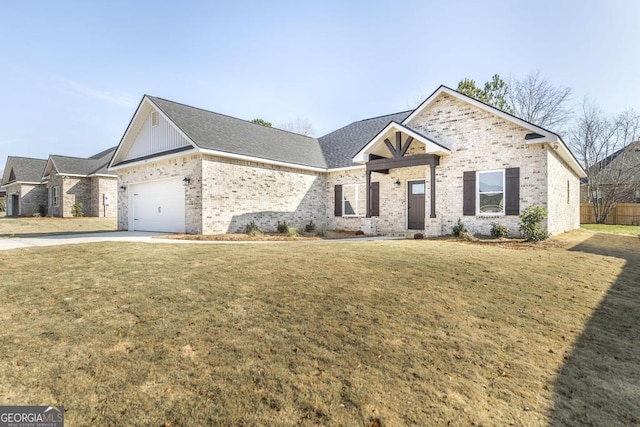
xmin=8 ymin=168 xmax=16 ymax=182
xmin=122 ymin=106 xmax=192 ymax=162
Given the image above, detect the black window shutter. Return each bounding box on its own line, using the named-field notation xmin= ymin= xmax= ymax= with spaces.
xmin=370 ymin=182 xmax=380 ymax=217
xmin=463 ymin=171 xmax=476 ymax=216
xmin=334 ymin=185 xmax=342 ymax=216
xmin=505 ymin=167 xmax=520 ymax=215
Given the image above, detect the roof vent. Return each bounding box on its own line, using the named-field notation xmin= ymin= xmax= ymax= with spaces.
xmin=151 ymin=111 xmax=159 ymax=127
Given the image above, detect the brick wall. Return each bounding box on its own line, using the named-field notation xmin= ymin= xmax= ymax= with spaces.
xmin=4 ymin=183 xmax=47 ymax=216
xmin=201 ymin=155 xmax=326 ymax=234
xmin=546 ymin=148 xmax=581 ymax=234
xmin=90 ymin=177 xmax=118 ymax=217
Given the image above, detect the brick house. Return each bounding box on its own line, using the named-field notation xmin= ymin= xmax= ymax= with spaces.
xmin=109 ymin=85 xmax=586 ymax=236
xmin=1 ymin=148 xmax=117 ymax=217
xmin=1 ymin=157 xmax=48 ymax=216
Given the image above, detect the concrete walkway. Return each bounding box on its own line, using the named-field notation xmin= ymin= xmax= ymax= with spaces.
xmin=0 ymin=231 xmax=404 ymax=251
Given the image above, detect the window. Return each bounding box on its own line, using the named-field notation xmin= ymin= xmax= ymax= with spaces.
xmin=636 ymin=189 xmax=640 ymax=204
xmin=151 ymin=111 xmax=159 ymax=127
xmin=567 ymin=180 xmax=570 ymax=204
xmin=52 ymin=186 xmax=60 ymax=207
xmin=343 ymin=184 xmax=366 ymax=216
xmin=477 ymin=170 xmax=504 ymax=214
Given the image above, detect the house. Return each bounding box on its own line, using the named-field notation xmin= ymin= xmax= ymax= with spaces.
xmin=581 ymin=141 xmax=640 ymax=204
xmin=1 ymin=147 xmax=117 ymax=217
xmin=108 ymin=85 xmax=586 ymax=236
xmin=42 ymin=147 xmax=118 ymax=217
xmin=1 ymin=156 xmax=48 ymax=216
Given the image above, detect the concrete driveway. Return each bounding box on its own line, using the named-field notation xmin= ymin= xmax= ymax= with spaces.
xmin=0 ymin=231 xmax=168 ymax=251
xmin=0 ymin=231 xmax=404 ymax=251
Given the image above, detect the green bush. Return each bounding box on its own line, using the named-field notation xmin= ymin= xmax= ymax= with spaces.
xmin=490 ymin=222 xmax=509 ymax=238
xmin=276 ymin=220 xmax=289 ymax=233
xmin=244 ymin=221 xmax=261 ymax=236
xmin=452 ymin=218 xmax=466 ymax=237
xmin=287 ymin=226 xmax=298 ymax=237
xmin=37 ymin=204 xmax=48 ymax=217
xmin=519 ymin=205 xmax=549 ymax=242
xmin=72 ymin=202 xmax=84 ymax=217
xmin=304 ymin=220 xmax=316 ymax=233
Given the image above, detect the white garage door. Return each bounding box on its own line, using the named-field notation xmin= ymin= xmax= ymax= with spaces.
xmin=130 ymin=178 xmax=185 ymax=232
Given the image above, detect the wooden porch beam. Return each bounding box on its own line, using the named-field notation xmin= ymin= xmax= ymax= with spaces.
xmin=399 ymin=136 xmax=414 ymax=157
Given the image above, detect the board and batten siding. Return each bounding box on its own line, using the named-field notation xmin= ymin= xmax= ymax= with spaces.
xmin=124 ymin=110 xmax=191 ymax=162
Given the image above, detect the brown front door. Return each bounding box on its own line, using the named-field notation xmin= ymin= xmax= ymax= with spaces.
xmin=408 ymin=180 xmax=425 ymax=230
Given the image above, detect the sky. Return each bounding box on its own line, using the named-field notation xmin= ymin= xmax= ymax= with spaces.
xmin=1 ymin=0 xmax=639 ymax=170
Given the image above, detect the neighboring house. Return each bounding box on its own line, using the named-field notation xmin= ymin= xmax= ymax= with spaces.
xmin=1 ymin=156 xmax=48 ymax=216
xmin=109 ymin=85 xmax=586 ymax=236
xmin=581 ymin=141 xmax=640 ymax=204
xmin=1 ymin=147 xmax=117 ymax=217
xmin=42 ymin=147 xmax=118 ymax=217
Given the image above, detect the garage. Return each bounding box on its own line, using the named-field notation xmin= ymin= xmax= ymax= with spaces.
xmin=130 ymin=178 xmax=185 ymax=232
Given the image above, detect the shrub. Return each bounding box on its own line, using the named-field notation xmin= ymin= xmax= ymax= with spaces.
xmin=459 ymin=231 xmax=477 ymax=242
xmin=355 ymin=230 xmax=365 ymax=236
xmin=315 ymin=225 xmax=326 ymax=237
xmin=452 ymin=218 xmax=466 ymax=237
xmin=287 ymin=226 xmax=298 ymax=237
xmin=304 ymin=220 xmax=316 ymax=233
xmin=490 ymin=222 xmax=509 ymax=238
xmin=414 ymin=233 xmax=424 ymax=240
xmin=244 ymin=221 xmax=261 ymax=236
xmin=276 ymin=220 xmax=289 ymax=233
xmin=72 ymin=202 xmax=84 ymax=217
xmin=519 ymin=205 xmax=550 ymax=242
xmin=37 ymin=204 xmax=48 ymax=217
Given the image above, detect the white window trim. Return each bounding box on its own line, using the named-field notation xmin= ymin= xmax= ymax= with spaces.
xmin=342 ymin=183 xmax=366 ymax=217
xmin=476 ymin=169 xmax=505 ymax=216
xmin=52 ymin=186 xmax=60 ymax=207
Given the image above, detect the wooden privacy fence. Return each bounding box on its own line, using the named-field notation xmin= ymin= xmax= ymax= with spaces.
xmin=580 ymin=203 xmax=640 ymax=225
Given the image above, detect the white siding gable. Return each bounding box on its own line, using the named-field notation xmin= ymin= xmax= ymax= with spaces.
xmin=124 ymin=109 xmax=191 ymax=162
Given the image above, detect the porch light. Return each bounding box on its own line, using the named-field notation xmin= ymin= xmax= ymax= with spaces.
xmin=183 ymin=176 xmax=191 ymax=186
xmin=119 ymin=185 xmax=127 ymax=191
xmin=394 ymin=179 xmax=401 ymax=188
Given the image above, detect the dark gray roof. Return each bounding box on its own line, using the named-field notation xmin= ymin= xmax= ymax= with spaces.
xmin=318 ymin=111 xmax=412 ymax=168
xmin=592 ymin=141 xmax=640 ymax=183
xmin=2 ymin=156 xmax=47 ymax=184
xmin=49 ymin=147 xmax=117 ymax=177
xmin=147 ymin=96 xmax=328 ymax=169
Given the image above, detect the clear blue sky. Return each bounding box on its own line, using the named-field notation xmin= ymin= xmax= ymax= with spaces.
xmin=1 ymin=0 xmax=639 ymax=169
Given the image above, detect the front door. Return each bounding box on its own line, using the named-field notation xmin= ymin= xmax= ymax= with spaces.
xmin=10 ymin=194 xmax=19 ymax=216
xmin=408 ymin=180 xmax=425 ymax=230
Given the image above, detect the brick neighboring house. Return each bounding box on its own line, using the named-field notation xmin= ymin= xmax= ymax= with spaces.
xmin=581 ymin=141 xmax=640 ymax=204
xmin=42 ymin=147 xmax=118 ymax=217
xmin=109 ymin=85 xmax=586 ymax=236
xmin=1 ymin=157 xmax=48 ymax=216
xmin=1 ymin=147 xmax=117 ymax=217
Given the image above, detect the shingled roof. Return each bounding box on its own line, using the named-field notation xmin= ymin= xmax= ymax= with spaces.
xmin=2 ymin=156 xmax=47 ymax=185
xmin=48 ymin=147 xmax=117 ymax=177
xmin=318 ymin=111 xmax=413 ymax=168
xmin=147 ymin=96 xmax=328 ymax=169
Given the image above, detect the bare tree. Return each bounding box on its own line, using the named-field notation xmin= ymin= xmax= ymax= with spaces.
xmin=507 ymin=71 xmax=573 ymax=134
xmin=278 ymin=117 xmax=315 ymax=136
xmin=570 ymin=100 xmax=640 ymax=223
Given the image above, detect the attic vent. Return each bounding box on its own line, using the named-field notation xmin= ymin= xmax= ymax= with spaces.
xmin=524 ymin=133 xmax=545 ymax=140
xmin=8 ymin=168 xmax=16 ymax=183
xmin=151 ymin=111 xmax=159 ymax=127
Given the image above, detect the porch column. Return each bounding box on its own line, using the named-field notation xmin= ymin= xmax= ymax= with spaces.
xmin=365 ymin=167 xmax=372 ymax=218
xmin=430 ymin=156 xmax=439 ymax=218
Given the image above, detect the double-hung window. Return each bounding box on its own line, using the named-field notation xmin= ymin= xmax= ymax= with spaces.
xmin=477 ymin=170 xmax=505 ymax=215
xmin=52 ymin=186 xmax=60 ymax=207
xmin=343 ymin=183 xmax=366 ymax=217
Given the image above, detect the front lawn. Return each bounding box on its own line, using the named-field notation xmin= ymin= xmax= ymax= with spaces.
xmin=0 ymin=216 xmax=117 ymax=236
xmin=581 ymin=223 xmax=640 ymax=236
xmin=0 ymin=230 xmax=638 ymax=425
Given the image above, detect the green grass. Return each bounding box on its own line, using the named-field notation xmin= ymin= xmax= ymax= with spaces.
xmin=0 ymin=230 xmax=638 ymax=425
xmin=581 ymin=223 xmax=640 ymax=236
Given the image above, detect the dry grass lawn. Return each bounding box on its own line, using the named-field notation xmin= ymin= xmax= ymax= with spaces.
xmin=0 ymin=229 xmax=638 ymax=425
xmin=0 ymin=216 xmax=117 ymax=236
